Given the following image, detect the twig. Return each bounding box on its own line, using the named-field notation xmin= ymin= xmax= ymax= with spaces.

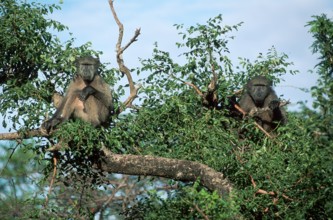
xmin=234 ymin=104 xmax=246 ymax=116
xmin=44 ymin=155 xmax=58 ymax=207
xmin=194 ymin=204 xmax=210 ymax=220
xmin=0 ymin=143 xmax=19 ymax=176
xmin=170 ymin=73 xmax=204 ymax=97
xmin=254 ymin=122 xmax=273 ymax=138
xmin=250 ymin=175 xmax=293 ymax=210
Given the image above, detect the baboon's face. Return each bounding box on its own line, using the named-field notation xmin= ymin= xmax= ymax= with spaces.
xmin=78 ymin=63 xmax=97 ymax=81
xmin=249 ymin=84 xmax=269 ymax=106
xmin=76 ymin=57 xmax=100 ymax=82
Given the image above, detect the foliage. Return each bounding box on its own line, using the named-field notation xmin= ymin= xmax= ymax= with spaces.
xmin=123 ymin=182 xmax=240 ymax=220
xmin=0 ymin=1 xmax=333 ymax=219
xmin=306 ymin=14 xmax=333 ymax=139
xmin=0 ymin=0 xmax=117 ymax=131
xmin=0 ymin=141 xmax=46 ymax=219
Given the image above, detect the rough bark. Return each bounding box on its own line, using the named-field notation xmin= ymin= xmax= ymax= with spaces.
xmin=101 ymin=148 xmax=232 ymax=196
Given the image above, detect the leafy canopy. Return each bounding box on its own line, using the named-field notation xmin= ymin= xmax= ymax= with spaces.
xmin=0 ymin=1 xmax=333 ymax=219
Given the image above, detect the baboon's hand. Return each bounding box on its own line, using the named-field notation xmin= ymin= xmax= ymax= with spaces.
xmin=79 ymin=86 xmax=95 ymax=101
xmin=41 ymin=118 xmax=62 ymax=133
xmin=269 ymin=100 xmax=280 ymax=110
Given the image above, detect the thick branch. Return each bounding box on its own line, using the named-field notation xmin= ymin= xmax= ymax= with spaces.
xmin=109 ymin=0 xmax=141 ymax=109
xmin=101 ymin=148 xmax=233 ymax=196
xmin=0 ymin=130 xmax=232 ymax=196
xmin=0 ymin=129 xmax=46 ymax=140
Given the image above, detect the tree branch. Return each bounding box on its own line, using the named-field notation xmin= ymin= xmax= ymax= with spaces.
xmin=109 ymin=0 xmax=141 ymax=110
xmin=170 ymin=73 xmax=204 ymax=97
xmin=0 ymin=130 xmax=232 ymax=196
xmin=0 ymin=129 xmax=46 ymax=140
xmin=101 ymin=147 xmax=233 ymax=196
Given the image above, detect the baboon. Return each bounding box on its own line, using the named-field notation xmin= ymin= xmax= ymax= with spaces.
xmin=42 ymin=56 xmax=113 ymax=132
xmin=239 ymin=75 xmax=287 ymax=132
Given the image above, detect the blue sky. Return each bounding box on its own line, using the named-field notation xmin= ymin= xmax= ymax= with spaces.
xmin=45 ymin=0 xmax=333 ymax=110
xmin=13 ymin=0 xmax=333 ymax=107
xmin=0 ymin=0 xmax=332 ymax=131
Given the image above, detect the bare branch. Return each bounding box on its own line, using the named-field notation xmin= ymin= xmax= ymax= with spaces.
xmin=254 ymin=122 xmax=274 ymax=138
xmin=235 ymin=105 xmax=274 ymax=138
xmin=122 ymin=28 xmax=141 ymax=53
xmin=170 ymin=73 xmax=204 ymax=97
xmin=109 ymin=0 xmax=141 ymax=111
xmin=204 ymin=46 xmax=218 ymax=108
xmin=234 ymin=104 xmax=246 ymax=116
xmin=0 ymin=129 xmax=46 ymax=140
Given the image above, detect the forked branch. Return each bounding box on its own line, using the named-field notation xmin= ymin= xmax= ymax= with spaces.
xmin=109 ymin=0 xmax=141 ymax=109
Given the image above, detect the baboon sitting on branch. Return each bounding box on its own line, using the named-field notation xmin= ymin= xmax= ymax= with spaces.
xmin=42 ymin=56 xmax=113 ymax=132
xmin=239 ymin=75 xmax=287 ymax=132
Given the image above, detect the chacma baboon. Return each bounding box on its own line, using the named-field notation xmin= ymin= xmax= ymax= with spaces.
xmin=42 ymin=56 xmax=113 ymax=132
xmin=239 ymin=75 xmax=287 ymax=132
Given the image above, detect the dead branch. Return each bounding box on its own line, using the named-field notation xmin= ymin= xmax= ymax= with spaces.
xmin=234 ymin=105 xmax=274 ymax=138
xmin=109 ymin=0 xmax=141 ymax=110
xmin=254 ymin=122 xmax=274 ymax=138
xmin=234 ymin=104 xmax=246 ymax=116
xmin=203 ymin=43 xmax=218 ymax=108
xmin=250 ymin=175 xmax=293 ymax=204
xmin=170 ymin=73 xmax=218 ymax=107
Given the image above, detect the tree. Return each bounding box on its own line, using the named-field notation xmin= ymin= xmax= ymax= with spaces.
xmin=0 ymin=0 xmax=332 ymax=219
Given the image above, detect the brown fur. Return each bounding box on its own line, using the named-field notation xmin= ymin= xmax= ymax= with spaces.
xmin=239 ymin=76 xmax=287 ymax=132
xmin=42 ymin=56 xmax=113 ymax=131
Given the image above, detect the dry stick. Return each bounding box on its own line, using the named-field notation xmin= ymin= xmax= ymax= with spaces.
xmin=207 ymin=48 xmax=218 ymax=93
xmin=109 ymin=0 xmax=141 ymax=110
xmin=254 ymin=122 xmax=273 ymax=138
xmin=250 ymin=175 xmax=293 ymax=212
xmin=194 ymin=204 xmax=210 ymax=220
xmin=44 ymin=155 xmax=58 ymax=207
xmin=184 ymin=81 xmax=204 ymax=97
xmin=234 ymin=103 xmax=246 ymax=116
xmin=204 ymin=41 xmax=218 ymax=107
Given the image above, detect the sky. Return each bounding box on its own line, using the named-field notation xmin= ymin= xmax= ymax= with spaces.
xmin=3 ymin=0 xmax=333 ymax=118
xmin=44 ymin=0 xmax=333 ymax=111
